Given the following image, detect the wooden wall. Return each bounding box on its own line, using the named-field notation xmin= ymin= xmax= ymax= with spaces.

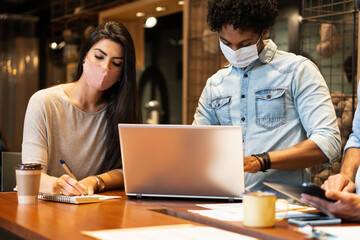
xmin=183 ymin=0 xmax=225 ymax=124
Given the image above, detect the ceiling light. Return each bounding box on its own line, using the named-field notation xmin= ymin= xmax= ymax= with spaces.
xmin=178 ymin=1 xmax=184 ymax=5
xmin=50 ymin=42 xmax=57 ymax=49
xmin=136 ymin=12 xmax=145 ymax=17
xmin=144 ymin=17 xmax=157 ymax=28
xmin=155 ymin=6 xmax=167 ymax=12
xmin=49 ymin=41 xmax=66 ymax=50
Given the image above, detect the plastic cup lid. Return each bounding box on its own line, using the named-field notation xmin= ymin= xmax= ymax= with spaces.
xmin=15 ymin=163 xmax=42 ymax=170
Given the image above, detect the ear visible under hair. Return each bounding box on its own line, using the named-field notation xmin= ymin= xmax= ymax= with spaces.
xmin=262 ymin=29 xmax=270 ymax=38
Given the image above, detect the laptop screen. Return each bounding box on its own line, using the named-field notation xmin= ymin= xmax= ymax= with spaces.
xmin=118 ymin=124 xmax=244 ymax=200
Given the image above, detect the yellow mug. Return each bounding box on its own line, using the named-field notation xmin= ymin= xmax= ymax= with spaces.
xmin=243 ymin=191 xmax=288 ymax=227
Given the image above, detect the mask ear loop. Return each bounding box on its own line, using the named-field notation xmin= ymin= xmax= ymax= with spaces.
xmin=256 ymin=35 xmax=262 ymax=45
xmin=256 ymin=33 xmax=264 ymax=53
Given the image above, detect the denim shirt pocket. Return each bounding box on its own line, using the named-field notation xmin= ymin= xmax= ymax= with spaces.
xmin=255 ymin=88 xmax=286 ymax=130
xmin=211 ymin=96 xmax=232 ymax=125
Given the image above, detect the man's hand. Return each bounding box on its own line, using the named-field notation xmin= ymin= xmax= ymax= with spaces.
xmin=301 ymin=190 xmax=360 ymax=221
xmin=322 ymin=174 xmax=356 ymax=193
xmin=244 ymin=156 xmax=262 ymax=173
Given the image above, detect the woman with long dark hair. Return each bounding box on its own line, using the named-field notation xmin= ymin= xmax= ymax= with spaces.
xmin=22 ymin=21 xmax=141 ymax=195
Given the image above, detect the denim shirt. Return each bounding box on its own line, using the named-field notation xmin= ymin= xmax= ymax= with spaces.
xmin=345 ymin=84 xmax=360 ymax=194
xmin=344 ymin=83 xmax=360 ymax=152
xmin=193 ymin=40 xmax=341 ymax=193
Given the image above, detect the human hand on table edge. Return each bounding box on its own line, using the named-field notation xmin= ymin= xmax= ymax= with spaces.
xmin=41 ymin=173 xmax=92 ymax=196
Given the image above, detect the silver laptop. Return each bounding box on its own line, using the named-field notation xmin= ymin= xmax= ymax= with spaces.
xmin=118 ymin=124 xmax=244 ymax=200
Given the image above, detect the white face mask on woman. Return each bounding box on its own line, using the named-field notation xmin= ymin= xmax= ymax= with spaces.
xmin=83 ymin=59 xmax=121 ymax=91
xmin=219 ymin=37 xmax=261 ymax=68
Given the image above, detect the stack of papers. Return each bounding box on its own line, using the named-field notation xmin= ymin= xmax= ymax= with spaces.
xmin=188 ymin=202 xmax=317 ymax=221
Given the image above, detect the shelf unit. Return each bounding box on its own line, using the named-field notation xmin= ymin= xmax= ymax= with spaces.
xmin=301 ymin=0 xmax=359 ymax=184
xmin=301 ymin=0 xmax=357 ymax=97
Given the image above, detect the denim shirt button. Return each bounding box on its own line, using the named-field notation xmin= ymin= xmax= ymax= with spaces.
xmin=241 ymin=117 xmax=245 ymax=122
xmin=241 ymin=94 xmax=245 ymax=98
xmin=267 ymin=94 xmax=271 ymax=99
xmin=244 ymin=73 xmax=248 ymax=78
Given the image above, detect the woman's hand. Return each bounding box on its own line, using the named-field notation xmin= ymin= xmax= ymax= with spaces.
xmin=40 ymin=170 xmax=124 ymax=196
xmin=50 ymin=174 xmax=88 ymax=196
xmin=78 ymin=176 xmax=98 ymax=195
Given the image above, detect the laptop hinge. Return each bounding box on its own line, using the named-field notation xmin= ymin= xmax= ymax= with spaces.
xmin=136 ymin=194 xmax=142 ymax=199
xmin=228 ymin=197 xmax=235 ymax=202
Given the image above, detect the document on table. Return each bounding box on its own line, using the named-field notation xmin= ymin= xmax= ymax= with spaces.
xmin=81 ymin=224 xmax=257 ymax=240
xmin=188 ymin=203 xmax=317 ymax=221
xmin=314 ymin=226 xmax=360 ymax=240
xmin=94 ymin=194 xmax=122 ymax=200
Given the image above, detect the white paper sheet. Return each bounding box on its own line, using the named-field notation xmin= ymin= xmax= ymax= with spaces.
xmin=188 ymin=202 xmax=317 ymax=221
xmin=314 ymin=226 xmax=360 ymax=240
xmin=93 ymin=194 xmax=121 ymax=200
xmin=82 ymin=224 xmax=257 ymax=240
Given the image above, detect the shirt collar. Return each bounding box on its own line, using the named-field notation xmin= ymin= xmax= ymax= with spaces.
xmin=222 ymin=65 xmax=234 ymax=76
xmin=258 ymin=39 xmax=277 ymax=64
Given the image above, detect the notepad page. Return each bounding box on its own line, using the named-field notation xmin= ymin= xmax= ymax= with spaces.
xmin=38 ymin=193 xmax=100 ymax=204
xmin=38 ymin=193 xmax=121 ymax=204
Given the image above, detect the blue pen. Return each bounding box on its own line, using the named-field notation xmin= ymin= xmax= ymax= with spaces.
xmin=59 ymin=159 xmax=77 ymax=181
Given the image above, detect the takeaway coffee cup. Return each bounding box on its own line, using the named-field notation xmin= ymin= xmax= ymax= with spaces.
xmin=15 ymin=163 xmax=42 ymax=204
xmin=243 ymin=192 xmax=288 ymax=227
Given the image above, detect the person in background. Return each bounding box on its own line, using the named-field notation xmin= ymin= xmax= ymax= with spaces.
xmin=301 ymin=84 xmax=360 ymax=221
xmin=22 ymin=21 xmax=141 ymax=196
xmin=193 ymin=0 xmax=341 ymax=194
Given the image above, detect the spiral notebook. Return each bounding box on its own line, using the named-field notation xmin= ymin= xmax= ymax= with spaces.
xmin=38 ymin=193 xmax=101 ymax=204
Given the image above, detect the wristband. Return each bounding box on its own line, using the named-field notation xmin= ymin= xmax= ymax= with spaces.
xmin=258 ymin=152 xmax=271 ymax=172
xmin=94 ymin=175 xmax=105 ymax=193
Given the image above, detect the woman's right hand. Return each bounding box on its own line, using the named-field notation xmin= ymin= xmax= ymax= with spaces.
xmin=50 ymin=174 xmax=88 ymax=196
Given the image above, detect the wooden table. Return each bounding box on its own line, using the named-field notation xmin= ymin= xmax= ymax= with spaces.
xmin=0 ymin=190 xmax=356 ymax=240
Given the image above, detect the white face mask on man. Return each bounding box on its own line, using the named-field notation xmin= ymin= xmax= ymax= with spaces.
xmin=219 ymin=37 xmax=261 ymax=68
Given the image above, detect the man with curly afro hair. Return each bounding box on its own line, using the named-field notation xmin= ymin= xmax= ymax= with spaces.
xmin=193 ymin=0 xmax=341 ymax=196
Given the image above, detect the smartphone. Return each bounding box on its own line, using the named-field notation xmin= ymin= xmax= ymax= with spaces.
xmin=288 ymin=216 xmax=341 ymax=226
xmin=263 ymin=181 xmax=336 ymax=203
